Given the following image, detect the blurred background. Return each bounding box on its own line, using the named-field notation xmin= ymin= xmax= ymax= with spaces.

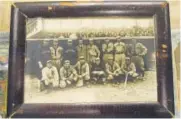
xmin=0 ymin=0 xmax=180 ymax=117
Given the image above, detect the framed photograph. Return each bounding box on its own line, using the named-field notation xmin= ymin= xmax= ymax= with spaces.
xmin=7 ymin=1 xmax=174 ymax=118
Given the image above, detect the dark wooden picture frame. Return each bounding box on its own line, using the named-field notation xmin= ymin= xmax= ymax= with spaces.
xmin=7 ymin=1 xmax=174 ymax=118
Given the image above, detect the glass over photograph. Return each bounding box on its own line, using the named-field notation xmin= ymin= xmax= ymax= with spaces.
xmin=24 ymin=17 xmax=157 ymax=103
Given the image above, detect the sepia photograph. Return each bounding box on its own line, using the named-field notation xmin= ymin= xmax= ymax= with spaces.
xmin=24 ymin=17 xmax=157 ymax=103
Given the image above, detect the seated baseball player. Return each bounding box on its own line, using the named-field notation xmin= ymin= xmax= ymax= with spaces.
xmin=121 ymin=57 xmax=139 ymax=81
xmin=41 ymin=60 xmax=59 ymax=92
xmin=74 ymin=56 xmax=90 ymax=87
xmin=59 ymin=60 xmax=77 ymax=88
xmin=91 ymin=57 xmax=106 ymax=84
xmin=105 ymin=56 xmax=122 ymax=83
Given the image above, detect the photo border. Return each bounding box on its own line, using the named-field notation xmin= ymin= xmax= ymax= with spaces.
xmin=7 ymin=1 xmax=174 ymax=118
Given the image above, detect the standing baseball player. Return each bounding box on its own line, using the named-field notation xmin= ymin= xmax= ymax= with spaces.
xmin=130 ymin=39 xmax=147 ymax=78
xmin=114 ymin=38 xmax=126 ymax=69
xmin=76 ymin=40 xmax=88 ymax=62
xmin=50 ymin=39 xmax=63 ymax=70
xmin=64 ymin=39 xmax=77 ymax=65
xmin=87 ymin=38 xmax=100 ymax=67
xmin=102 ymin=39 xmax=114 ymax=64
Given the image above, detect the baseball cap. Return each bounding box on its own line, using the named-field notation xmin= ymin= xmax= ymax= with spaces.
xmin=79 ymin=56 xmax=85 ymax=60
xmin=47 ymin=60 xmax=52 ymax=64
xmin=64 ymin=60 xmax=70 ymax=64
xmin=125 ymin=57 xmax=130 ymax=60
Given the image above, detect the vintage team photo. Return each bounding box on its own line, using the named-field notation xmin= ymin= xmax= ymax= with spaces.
xmin=24 ymin=17 xmax=157 ymax=103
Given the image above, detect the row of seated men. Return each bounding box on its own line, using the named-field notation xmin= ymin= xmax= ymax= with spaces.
xmin=41 ymin=55 xmax=141 ymax=91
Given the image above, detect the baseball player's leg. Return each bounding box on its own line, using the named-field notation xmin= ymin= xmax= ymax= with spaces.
xmin=126 ymin=74 xmax=133 ymax=81
xmin=84 ymin=75 xmax=90 ymax=81
xmin=44 ymin=78 xmax=50 ymax=86
xmin=92 ymin=71 xmax=101 ymax=81
xmin=107 ymin=74 xmax=114 ymax=81
xmin=43 ymin=78 xmax=53 ymax=93
xmin=102 ymin=72 xmax=106 ymax=83
xmin=59 ymin=80 xmax=67 ymax=88
xmin=131 ymin=56 xmax=141 ymax=75
xmin=66 ymin=79 xmax=72 ymax=86
xmin=136 ymin=56 xmax=145 ymax=77
xmin=71 ymin=77 xmax=77 ymax=86
xmin=72 ymin=74 xmax=78 ymax=82
xmin=113 ymin=74 xmax=120 ymax=84
xmin=67 ymin=78 xmax=77 ymax=88
xmin=39 ymin=79 xmax=47 ymax=92
xmin=38 ymin=79 xmax=42 ymax=92
xmin=103 ymin=54 xmax=108 ymax=64
xmin=119 ymin=73 xmax=126 ymax=82
xmin=131 ymin=56 xmax=138 ymax=67
xmin=132 ymin=72 xmax=139 ymax=78
xmin=88 ymin=56 xmax=95 ymax=69
xmin=84 ymin=75 xmax=91 ymax=86
xmin=120 ymin=54 xmax=126 ymax=68
xmin=127 ymin=71 xmax=138 ymax=81
xmin=140 ymin=57 xmax=145 ymax=77
xmin=52 ymin=78 xmax=59 ymax=87
xmin=115 ymin=71 xmax=124 ymax=82
xmin=117 ymin=70 xmax=124 ymax=75
xmin=56 ymin=59 xmax=61 ymax=71
xmin=76 ymin=77 xmax=84 ymax=87
xmin=94 ymin=71 xmax=101 ymax=83
xmin=92 ymin=71 xmax=97 ymax=82
xmin=98 ymin=71 xmax=106 ymax=83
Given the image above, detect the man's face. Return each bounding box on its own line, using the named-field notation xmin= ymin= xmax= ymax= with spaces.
xmin=80 ymin=59 xmax=85 ymax=64
xmin=95 ymin=59 xmax=100 ymax=65
xmin=126 ymin=59 xmax=130 ymax=65
xmin=47 ymin=63 xmax=52 ymax=68
xmin=105 ymin=40 xmax=109 ymax=43
xmin=136 ymin=48 xmax=141 ymax=54
xmin=68 ymin=41 xmax=72 ymax=46
xmin=53 ymin=41 xmax=58 ymax=47
xmin=108 ymin=59 xmax=113 ymax=64
xmin=89 ymin=40 xmax=94 ymax=45
xmin=79 ymin=40 xmax=83 ymax=45
xmin=64 ymin=62 xmax=70 ymax=69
